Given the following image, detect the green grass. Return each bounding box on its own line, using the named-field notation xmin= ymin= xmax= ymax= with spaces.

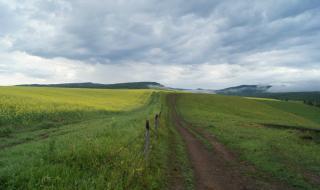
xmin=0 ymin=87 xmax=169 ymax=189
xmin=164 ymin=96 xmax=195 ymax=190
xmin=0 ymin=87 xmax=150 ymax=111
xmin=4 ymin=87 xmax=319 ymax=189
xmin=259 ymin=100 xmax=320 ymax=126
xmin=245 ymin=97 xmax=281 ymax=101
xmin=176 ymin=93 xmax=320 ymax=190
xmin=0 ymin=87 xmax=152 ymax=135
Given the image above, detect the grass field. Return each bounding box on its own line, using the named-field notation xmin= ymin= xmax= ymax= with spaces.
xmin=0 ymin=87 xmax=170 ymax=189
xmin=0 ymin=87 xmax=151 ymax=128
xmin=2 ymin=87 xmax=320 ymax=189
xmin=176 ymin=93 xmax=320 ymax=189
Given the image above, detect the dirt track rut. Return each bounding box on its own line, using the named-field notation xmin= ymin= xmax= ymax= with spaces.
xmin=168 ymin=94 xmax=251 ymax=190
xmin=167 ymin=94 xmax=291 ymax=190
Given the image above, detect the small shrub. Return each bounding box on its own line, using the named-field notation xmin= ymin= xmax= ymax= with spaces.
xmin=0 ymin=127 xmax=13 ymax=137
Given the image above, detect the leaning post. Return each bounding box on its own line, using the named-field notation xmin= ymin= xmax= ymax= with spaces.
xmin=144 ymin=120 xmax=150 ymax=158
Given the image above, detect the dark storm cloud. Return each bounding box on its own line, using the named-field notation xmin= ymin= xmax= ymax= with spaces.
xmin=1 ymin=0 xmax=319 ymax=65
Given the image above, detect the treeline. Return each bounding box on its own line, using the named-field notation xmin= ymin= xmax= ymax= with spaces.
xmin=257 ymin=92 xmax=320 ymax=108
xmin=303 ymin=100 xmax=320 ymax=107
xmin=17 ymin=82 xmax=163 ymax=89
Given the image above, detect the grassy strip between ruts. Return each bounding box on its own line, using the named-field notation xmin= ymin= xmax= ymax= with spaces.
xmin=165 ymin=94 xmax=195 ymax=190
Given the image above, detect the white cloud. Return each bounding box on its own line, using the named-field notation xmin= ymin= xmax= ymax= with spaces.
xmin=0 ymin=0 xmax=319 ymax=90
xmin=0 ymin=51 xmax=94 ymax=84
xmin=1 ymin=50 xmax=320 ymax=91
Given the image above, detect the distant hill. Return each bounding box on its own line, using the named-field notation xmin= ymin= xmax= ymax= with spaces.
xmin=215 ymin=85 xmax=272 ymax=95
xmin=216 ymin=85 xmax=320 ymax=107
xmin=17 ymin=82 xmax=164 ymax=89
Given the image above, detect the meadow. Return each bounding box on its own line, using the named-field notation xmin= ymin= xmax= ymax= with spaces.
xmin=0 ymin=87 xmax=151 ymax=129
xmin=0 ymin=87 xmax=170 ymax=189
xmin=2 ymin=87 xmax=320 ymax=189
xmin=176 ymin=93 xmax=320 ymax=189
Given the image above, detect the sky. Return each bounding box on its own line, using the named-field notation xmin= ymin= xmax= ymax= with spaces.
xmin=0 ymin=0 xmax=320 ymax=91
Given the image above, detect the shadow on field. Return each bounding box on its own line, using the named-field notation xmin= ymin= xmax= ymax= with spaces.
xmin=261 ymin=123 xmax=320 ymax=133
xmin=261 ymin=123 xmax=320 ymax=143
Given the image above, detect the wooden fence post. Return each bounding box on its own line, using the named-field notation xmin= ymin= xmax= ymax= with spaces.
xmin=155 ymin=114 xmax=159 ymax=137
xmin=144 ymin=120 xmax=150 ymax=158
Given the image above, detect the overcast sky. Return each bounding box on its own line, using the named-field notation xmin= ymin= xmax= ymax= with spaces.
xmin=0 ymin=0 xmax=320 ymax=91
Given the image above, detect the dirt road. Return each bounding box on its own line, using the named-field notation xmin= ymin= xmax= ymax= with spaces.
xmin=167 ymin=94 xmax=286 ymax=190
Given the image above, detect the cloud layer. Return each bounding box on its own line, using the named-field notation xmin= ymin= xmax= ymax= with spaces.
xmin=0 ymin=0 xmax=320 ymax=90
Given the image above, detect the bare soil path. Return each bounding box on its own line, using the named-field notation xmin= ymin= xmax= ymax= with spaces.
xmin=167 ymin=94 xmax=287 ymax=190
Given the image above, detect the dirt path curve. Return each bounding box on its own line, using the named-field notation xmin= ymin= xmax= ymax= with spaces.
xmin=168 ymin=94 xmax=257 ymax=190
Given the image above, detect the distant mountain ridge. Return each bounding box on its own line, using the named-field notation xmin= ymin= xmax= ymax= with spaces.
xmin=215 ymin=85 xmax=320 ymax=106
xmin=215 ymin=85 xmax=272 ymax=95
xmin=17 ymin=83 xmax=273 ymax=93
xmin=17 ymin=82 xmax=164 ymax=89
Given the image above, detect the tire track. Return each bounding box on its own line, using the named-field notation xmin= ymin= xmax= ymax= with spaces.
xmin=167 ymin=94 xmax=288 ymax=190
